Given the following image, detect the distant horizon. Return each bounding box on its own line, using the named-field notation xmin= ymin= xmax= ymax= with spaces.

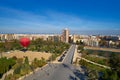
xmin=0 ymin=29 xmax=120 ymax=36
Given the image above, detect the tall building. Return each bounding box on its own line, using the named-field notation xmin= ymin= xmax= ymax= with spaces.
xmin=61 ymin=28 xmax=69 ymax=43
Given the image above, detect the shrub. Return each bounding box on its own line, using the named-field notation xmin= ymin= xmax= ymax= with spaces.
xmin=0 ymin=57 xmax=16 ymax=78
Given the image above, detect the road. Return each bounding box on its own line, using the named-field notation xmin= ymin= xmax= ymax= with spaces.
xmin=24 ymin=45 xmax=85 ymax=80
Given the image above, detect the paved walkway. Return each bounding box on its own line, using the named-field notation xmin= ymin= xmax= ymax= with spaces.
xmin=80 ymin=57 xmax=110 ymax=69
xmin=85 ymin=46 xmax=120 ymax=53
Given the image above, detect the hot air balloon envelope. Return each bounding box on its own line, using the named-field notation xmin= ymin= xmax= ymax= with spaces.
xmin=20 ymin=37 xmax=30 ymax=48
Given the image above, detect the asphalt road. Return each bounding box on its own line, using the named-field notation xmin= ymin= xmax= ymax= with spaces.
xmin=24 ymin=45 xmax=85 ymax=80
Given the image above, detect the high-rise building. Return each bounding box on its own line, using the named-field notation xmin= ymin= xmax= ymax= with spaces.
xmin=61 ymin=28 xmax=69 ymax=43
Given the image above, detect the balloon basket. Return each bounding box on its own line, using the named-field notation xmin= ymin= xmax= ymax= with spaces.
xmin=21 ymin=48 xmax=28 ymax=52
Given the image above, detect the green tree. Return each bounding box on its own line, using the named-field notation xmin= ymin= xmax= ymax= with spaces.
xmin=102 ymin=69 xmax=119 ymax=80
xmin=31 ymin=58 xmax=39 ymax=69
xmin=24 ymin=56 xmax=29 ymax=65
xmin=0 ymin=43 xmax=4 ymax=57
xmin=78 ymin=45 xmax=84 ymax=52
xmin=109 ymin=53 xmax=120 ymax=76
xmin=99 ymin=40 xmax=108 ymax=47
xmin=4 ymin=41 xmax=12 ymax=51
xmin=0 ymin=57 xmax=16 ymax=78
xmin=76 ymin=40 xmax=79 ymax=45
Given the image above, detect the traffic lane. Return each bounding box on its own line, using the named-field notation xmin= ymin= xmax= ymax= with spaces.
xmin=57 ymin=45 xmax=73 ymax=62
xmin=29 ymin=63 xmax=86 ymax=80
xmin=24 ymin=63 xmax=60 ymax=80
xmin=63 ymin=45 xmax=76 ymax=64
xmin=62 ymin=45 xmax=73 ymax=63
xmin=32 ymin=63 xmax=76 ymax=80
xmin=47 ymin=63 xmax=76 ymax=80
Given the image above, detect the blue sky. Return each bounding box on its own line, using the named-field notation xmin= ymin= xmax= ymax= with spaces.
xmin=0 ymin=0 xmax=120 ymax=35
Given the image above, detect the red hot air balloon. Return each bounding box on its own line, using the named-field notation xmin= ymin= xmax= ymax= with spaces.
xmin=20 ymin=37 xmax=30 ymax=48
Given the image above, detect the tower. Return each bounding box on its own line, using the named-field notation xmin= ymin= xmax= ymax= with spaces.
xmin=61 ymin=28 xmax=69 ymax=43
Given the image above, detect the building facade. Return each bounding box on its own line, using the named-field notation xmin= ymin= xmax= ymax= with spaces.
xmin=61 ymin=28 xmax=69 ymax=43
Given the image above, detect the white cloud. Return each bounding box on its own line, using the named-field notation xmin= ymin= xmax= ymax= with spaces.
xmin=0 ymin=7 xmax=120 ymax=33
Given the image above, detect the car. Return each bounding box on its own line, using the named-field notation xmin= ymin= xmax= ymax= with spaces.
xmin=58 ymin=57 xmax=63 ymax=62
xmin=64 ymin=51 xmax=67 ymax=53
xmin=58 ymin=58 xmax=62 ymax=62
xmin=62 ymin=54 xmax=65 ymax=57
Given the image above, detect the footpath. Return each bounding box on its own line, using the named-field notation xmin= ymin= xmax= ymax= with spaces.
xmin=72 ymin=45 xmax=111 ymax=69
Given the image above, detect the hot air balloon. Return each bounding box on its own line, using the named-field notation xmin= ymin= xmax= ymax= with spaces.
xmin=20 ymin=37 xmax=30 ymax=52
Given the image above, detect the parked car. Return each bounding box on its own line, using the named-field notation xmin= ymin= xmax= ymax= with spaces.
xmin=58 ymin=57 xmax=63 ymax=62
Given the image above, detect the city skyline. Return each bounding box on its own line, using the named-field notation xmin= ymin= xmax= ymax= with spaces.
xmin=0 ymin=0 xmax=120 ymax=35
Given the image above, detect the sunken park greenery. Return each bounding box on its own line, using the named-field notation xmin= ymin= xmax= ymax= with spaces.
xmin=0 ymin=39 xmax=70 ymax=79
xmin=78 ymin=45 xmax=120 ymax=80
